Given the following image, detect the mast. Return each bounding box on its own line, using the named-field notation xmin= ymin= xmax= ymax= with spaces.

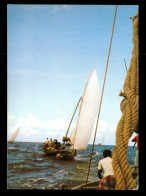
xmin=63 ymin=97 xmax=82 ymax=145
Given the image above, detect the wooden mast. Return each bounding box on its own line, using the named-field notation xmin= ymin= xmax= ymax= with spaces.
xmin=63 ymin=96 xmax=82 ymax=145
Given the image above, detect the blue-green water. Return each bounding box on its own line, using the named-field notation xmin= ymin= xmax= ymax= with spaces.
xmin=7 ymin=142 xmax=136 ymax=190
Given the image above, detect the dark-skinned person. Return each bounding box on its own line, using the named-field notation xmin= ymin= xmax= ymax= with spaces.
xmin=97 ymin=149 xmax=116 ymax=190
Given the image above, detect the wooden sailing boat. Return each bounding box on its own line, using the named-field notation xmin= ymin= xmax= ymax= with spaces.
xmin=44 ymin=69 xmax=100 ymax=160
xmin=98 ymin=134 xmax=105 ymax=146
xmin=8 ymin=128 xmax=20 ymax=143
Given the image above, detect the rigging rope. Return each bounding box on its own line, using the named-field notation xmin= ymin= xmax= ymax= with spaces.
xmin=65 ymin=97 xmax=82 ymax=138
xmin=85 ymin=5 xmax=118 ymax=188
xmin=112 ymin=12 xmax=139 ymax=190
xmin=63 ymin=96 xmax=82 ymax=145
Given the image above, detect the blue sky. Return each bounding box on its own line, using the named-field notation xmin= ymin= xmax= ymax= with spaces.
xmin=7 ymin=5 xmax=138 ymax=146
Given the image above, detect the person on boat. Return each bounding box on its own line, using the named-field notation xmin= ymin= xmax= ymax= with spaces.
xmin=97 ymin=149 xmax=116 ymax=190
xmin=49 ymin=138 xmax=54 ymax=147
xmin=54 ymin=140 xmax=61 ymax=150
xmin=44 ymin=138 xmax=50 ymax=148
xmin=60 ymin=144 xmax=65 ymax=150
xmin=53 ymin=139 xmax=58 ymax=149
xmin=132 ymin=134 xmax=139 ymax=171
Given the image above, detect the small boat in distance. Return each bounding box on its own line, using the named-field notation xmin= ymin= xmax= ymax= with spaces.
xmin=98 ymin=134 xmax=105 ymax=146
xmin=8 ymin=128 xmax=20 ymax=143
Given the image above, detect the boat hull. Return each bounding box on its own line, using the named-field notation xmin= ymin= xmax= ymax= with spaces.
xmin=44 ymin=148 xmax=61 ymax=156
xmin=44 ymin=148 xmax=74 ymax=161
xmin=71 ymin=180 xmax=100 ymax=190
xmin=71 ymin=166 xmax=138 ymax=190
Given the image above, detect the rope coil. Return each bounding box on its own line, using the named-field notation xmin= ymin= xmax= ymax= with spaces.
xmin=112 ymin=13 xmax=139 ymax=190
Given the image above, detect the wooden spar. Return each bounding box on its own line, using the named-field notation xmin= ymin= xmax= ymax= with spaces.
xmin=63 ymin=96 xmax=82 ymax=144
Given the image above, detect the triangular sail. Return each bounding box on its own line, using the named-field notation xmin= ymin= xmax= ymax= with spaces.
xmin=8 ymin=128 xmax=20 ymax=143
xmin=101 ymin=134 xmax=105 ymax=145
xmin=73 ymin=69 xmax=100 ymax=150
xmin=70 ymin=127 xmax=76 ymax=144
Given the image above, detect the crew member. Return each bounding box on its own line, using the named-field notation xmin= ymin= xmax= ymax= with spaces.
xmin=97 ymin=150 xmax=116 ymax=190
xmin=132 ymin=134 xmax=139 ymax=171
xmin=44 ymin=138 xmax=50 ymax=148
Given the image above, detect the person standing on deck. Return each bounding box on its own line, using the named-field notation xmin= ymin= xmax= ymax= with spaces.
xmin=97 ymin=150 xmax=116 ymax=190
xmin=132 ymin=134 xmax=139 ymax=171
xmin=44 ymin=138 xmax=50 ymax=148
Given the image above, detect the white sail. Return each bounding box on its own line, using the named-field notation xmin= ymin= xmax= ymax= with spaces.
xmin=73 ymin=69 xmax=100 ymax=150
xmin=70 ymin=127 xmax=76 ymax=144
xmin=8 ymin=128 xmax=20 ymax=143
xmin=101 ymin=134 xmax=105 ymax=145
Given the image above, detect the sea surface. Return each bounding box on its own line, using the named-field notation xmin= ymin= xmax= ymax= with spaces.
xmin=7 ymin=142 xmax=136 ymax=190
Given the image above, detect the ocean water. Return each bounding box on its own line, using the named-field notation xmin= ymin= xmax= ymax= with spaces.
xmin=7 ymin=142 xmax=136 ymax=190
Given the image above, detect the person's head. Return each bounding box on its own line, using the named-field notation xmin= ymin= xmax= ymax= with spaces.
xmin=103 ymin=150 xmax=112 ymax=158
xmin=47 ymin=138 xmax=48 ymax=140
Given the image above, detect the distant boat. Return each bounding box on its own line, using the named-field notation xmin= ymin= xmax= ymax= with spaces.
xmin=44 ymin=69 xmax=100 ymax=160
xmin=8 ymin=128 xmax=20 ymax=143
xmin=98 ymin=134 xmax=105 ymax=146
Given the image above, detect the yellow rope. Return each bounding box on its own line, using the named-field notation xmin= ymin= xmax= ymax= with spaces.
xmin=85 ymin=5 xmax=118 ymax=188
xmin=112 ymin=13 xmax=139 ymax=190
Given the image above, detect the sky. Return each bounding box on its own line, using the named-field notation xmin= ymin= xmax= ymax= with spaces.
xmin=7 ymin=4 xmax=138 ymax=146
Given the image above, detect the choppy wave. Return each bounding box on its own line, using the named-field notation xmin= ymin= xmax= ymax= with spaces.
xmin=7 ymin=142 xmax=136 ymax=190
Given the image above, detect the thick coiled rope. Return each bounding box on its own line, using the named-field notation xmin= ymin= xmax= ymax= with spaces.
xmin=112 ymin=13 xmax=139 ymax=190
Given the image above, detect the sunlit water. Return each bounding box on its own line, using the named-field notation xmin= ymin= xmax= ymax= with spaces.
xmin=7 ymin=142 xmax=136 ymax=190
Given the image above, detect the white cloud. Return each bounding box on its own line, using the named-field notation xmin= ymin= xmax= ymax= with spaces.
xmin=16 ymin=113 xmax=45 ymax=130
xmin=53 ymin=5 xmax=70 ymax=12
xmin=8 ymin=113 xmax=15 ymax=121
xmin=7 ymin=112 xmax=117 ymax=144
xmin=46 ymin=118 xmax=71 ymax=131
xmin=98 ymin=119 xmax=109 ymax=133
xmin=7 ymin=113 xmax=75 ymax=142
xmin=20 ymin=128 xmax=39 ymax=136
xmin=89 ymin=118 xmax=117 ymax=145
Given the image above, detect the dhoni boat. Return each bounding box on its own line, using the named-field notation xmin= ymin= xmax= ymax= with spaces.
xmin=8 ymin=128 xmax=20 ymax=143
xmin=98 ymin=134 xmax=105 ymax=146
xmin=44 ymin=68 xmax=100 ymax=161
